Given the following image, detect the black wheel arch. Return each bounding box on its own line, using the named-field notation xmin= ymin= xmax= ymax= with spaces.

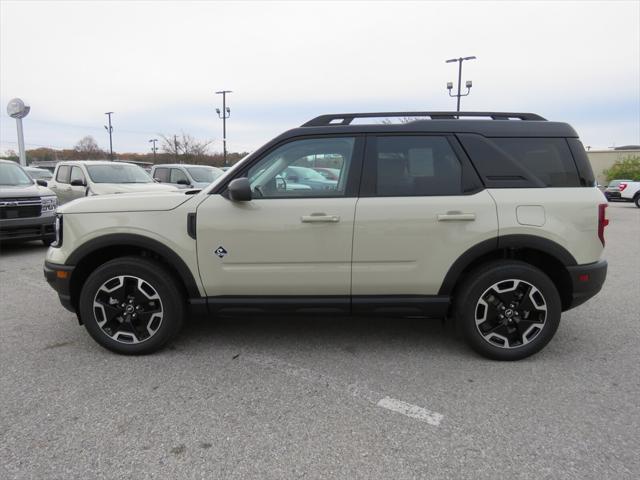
xmin=439 ymin=235 xmax=577 ymax=311
xmin=66 ymin=233 xmax=201 ymax=310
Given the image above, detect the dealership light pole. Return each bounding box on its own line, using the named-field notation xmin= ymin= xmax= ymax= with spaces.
xmin=445 ymin=56 xmax=476 ymax=112
xmin=104 ymin=112 xmax=114 ymax=161
xmin=215 ymin=90 xmax=232 ymax=167
xmin=6 ymin=98 xmax=30 ymax=166
xmin=149 ymin=138 xmax=158 ymax=161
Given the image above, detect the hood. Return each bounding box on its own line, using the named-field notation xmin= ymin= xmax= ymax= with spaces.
xmin=58 ymin=190 xmax=197 ymax=214
xmin=89 ymin=182 xmax=177 ymax=195
xmin=0 ymin=182 xmax=55 ymax=198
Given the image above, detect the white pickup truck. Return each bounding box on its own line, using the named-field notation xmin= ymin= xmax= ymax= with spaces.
xmin=619 ymin=181 xmax=640 ymax=207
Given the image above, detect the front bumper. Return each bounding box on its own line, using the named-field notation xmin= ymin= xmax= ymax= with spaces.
xmin=566 ymin=260 xmax=607 ymax=310
xmin=0 ymin=214 xmax=55 ymax=242
xmin=44 ymin=261 xmax=75 ymax=313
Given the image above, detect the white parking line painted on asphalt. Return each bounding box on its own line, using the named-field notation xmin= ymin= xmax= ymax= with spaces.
xmin=243 ymin=353 xmax=444 ymax=427
xmin=377 ymin=396 xmax=443 ymax=426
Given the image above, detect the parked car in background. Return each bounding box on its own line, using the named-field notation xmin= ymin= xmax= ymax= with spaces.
xmin=151 ymin=164 xmax=225 ymax=189
xmin=48 ymin=161 xmax=177 ymax=204
xmin=313 ymin=167 xmax=341 ymax=181
xmin=619 ymin=180 xmax=640 ymax=207
xmin=604 ymin=179 xmax=633 ymax=201
xmin=0 ymin=160 xmax=57 ymax=245
xmin=282 ymin=165 xmax=338 ymax=191
xmin=24 ymin=166 xmax=53 ymax=182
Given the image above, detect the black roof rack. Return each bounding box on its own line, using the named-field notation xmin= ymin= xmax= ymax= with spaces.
xmin=301 ymin=111 xmax=546 ymax=127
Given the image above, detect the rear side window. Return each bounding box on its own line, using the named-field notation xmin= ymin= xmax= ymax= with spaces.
xmin=56 ymin=165 xmax=71 ymax=183
xmin=153 ymin=168 xmax=169 ymax=182
xmin=492 ymin=138 xmax=580 ymax=187
xmin=371 ymin=136 xmax=462 ymax=196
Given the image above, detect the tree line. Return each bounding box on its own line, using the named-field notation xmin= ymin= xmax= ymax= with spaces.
xmin=1 ymin=134 xmax=248 ymax=167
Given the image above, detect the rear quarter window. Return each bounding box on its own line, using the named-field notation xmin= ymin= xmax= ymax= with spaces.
xmin=458 ymin=134 xmax=582 ymax=188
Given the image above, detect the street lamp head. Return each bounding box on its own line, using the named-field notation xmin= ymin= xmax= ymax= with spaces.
xmin=445 ymin=58 xmax=458 ymax=63
xmin=226 ymin=107 xmax=230 ymax=113
xmin=466 ymin=80 xmax=473 ymax=88
xmin=446 ymin=82 xmax=453 ymax=90
xmin=216 ymin=108 xmax=221 ymax=114
xmin=7 ymin=98 xmax=30 ymax=119
xmin=463 ymin=56 xmax=477 ymax=61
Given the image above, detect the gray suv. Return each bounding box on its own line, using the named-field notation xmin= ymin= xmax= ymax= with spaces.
xmin=0 ymin=160 xmax=57 ymax=245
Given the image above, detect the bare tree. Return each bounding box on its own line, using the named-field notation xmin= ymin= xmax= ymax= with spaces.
xmin=74 ymin=136 xmax=104 ymax=159
xmin=160 ymin=133 xmax=213 ymax=163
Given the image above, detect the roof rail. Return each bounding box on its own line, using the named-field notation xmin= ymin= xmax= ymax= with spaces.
xmin=301 ymin=111 xmax=546 ymax=127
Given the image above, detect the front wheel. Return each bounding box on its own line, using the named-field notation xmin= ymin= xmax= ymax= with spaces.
xmin=635 ymin=195 xmax=640 ymax=208
xmin=454 ymin=261 xmax=561 ymax=361
xmin=79 ymin=257 xmax=186 ymax=355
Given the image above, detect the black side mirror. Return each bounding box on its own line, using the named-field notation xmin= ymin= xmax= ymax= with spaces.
xmin=227 ymin=177 xmax=252 ymax=202
xmin=36 ymin=179 xmax=48 ymax=187
xmin=70 ymin=179 xmax=86 ymax=187
xmin=177 ymin=179 xmax=190 ymax=186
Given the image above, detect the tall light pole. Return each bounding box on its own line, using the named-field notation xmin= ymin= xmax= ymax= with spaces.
xmin=215 ymin=90 xmax=232 ymax=167
xmin=7 ymin=98 xmax=30 ymax=166
xmin=445 ymin=56 xmax=476 ymax=112
xmin=104 ymin=112 xmax=114 ymax=160
xmin=149 ymin=138 xmax=158 ymax=162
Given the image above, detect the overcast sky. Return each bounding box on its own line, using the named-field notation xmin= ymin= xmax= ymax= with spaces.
xmin=1 ymin=0 xmax=638 ymax=155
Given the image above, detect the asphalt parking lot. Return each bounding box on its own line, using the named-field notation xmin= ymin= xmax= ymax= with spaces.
xmin=0 ymin=203 xmax=638 ymax=480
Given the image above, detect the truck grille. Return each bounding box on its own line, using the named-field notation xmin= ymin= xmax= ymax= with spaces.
xmin=0 ymin=197 xmax=42 ymax=219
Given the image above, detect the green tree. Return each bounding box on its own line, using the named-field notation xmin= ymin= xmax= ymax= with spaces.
xmin=604 ymin=155 xmax=640 ymax=182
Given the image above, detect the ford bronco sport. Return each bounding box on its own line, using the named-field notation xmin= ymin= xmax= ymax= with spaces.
xmin=44 ymin=111 xmax=608 ymax=360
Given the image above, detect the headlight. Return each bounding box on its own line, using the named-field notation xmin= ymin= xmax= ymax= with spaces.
xmin=52 ymin=215 xmax=63 ymax=247
xmin=41 ymin=195 xmax=58 ymax=213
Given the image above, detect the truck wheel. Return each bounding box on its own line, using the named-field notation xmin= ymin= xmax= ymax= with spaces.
xmin=635 ymin=195 xmax=640 ymax=208
xmin=454 ymin=260 xmax=561 ymax=361
xmin=79 ymin=256 xmax=185 ymax=355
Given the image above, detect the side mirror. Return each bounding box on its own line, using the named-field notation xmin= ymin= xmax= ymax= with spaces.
xmin=177 ymin=179 xmax=190 ymax=186
xmin=36 ymin=179 xmax=48 ymax=187
xmin=227 ymin=177 xmax=252 ymax=202
xmin=70 ymin=179 xmax=86 ymax=187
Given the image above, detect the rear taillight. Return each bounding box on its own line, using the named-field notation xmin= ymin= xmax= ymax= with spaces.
xmin=598 ymin=204 xmax=609 ymax=246
xmin=618 ymin=182 xmax=628 ymax=191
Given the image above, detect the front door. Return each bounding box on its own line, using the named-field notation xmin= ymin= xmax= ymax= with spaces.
xmin=196 ymin=136 xmax=364 ymax=305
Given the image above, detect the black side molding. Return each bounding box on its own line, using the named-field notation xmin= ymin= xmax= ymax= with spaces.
xmin=187 ymin=212 xmax=197 ymax=239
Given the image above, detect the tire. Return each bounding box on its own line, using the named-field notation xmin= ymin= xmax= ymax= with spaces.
xmin=635 ymin=195 xmax=640 ymax=208
xmin=79 ymin=256 xmax=186 ymax=355
xmin=453 ymin=260 xmax=561 ymax=361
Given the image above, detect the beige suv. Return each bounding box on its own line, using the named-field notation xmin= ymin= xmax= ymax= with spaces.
xmin=44 ymin=111 xmax=608 ymax=360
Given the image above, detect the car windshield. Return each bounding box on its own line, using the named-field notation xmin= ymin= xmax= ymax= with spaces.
xmin=186 ymin=166 xmax=223 ymax=183
xmin=0 ymin=163 xmax=34 ymax=186
xmin=86 ymin=164 xmax=153 ymax=183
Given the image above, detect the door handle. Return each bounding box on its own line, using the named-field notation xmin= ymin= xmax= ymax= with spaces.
xmin=301 ymin=213 xmax=340 ymax=223
xmin=437 ymin=212 xmax=476 ymax=221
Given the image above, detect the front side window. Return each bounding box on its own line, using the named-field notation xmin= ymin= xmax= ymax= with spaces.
xmin=372 ymin=136 xmax=462 ymax=196
xmin=85 ymin=164 xmax=153 ymax=184
xmin=246 ymin=137 xmax=355 ymax=198
xmin=170 ymin=168 xmax=189 ymax=184
xmin=70 ymin=166 xmax=85 ymax=184
xmin=186 ymin=166 xmax=223 ymax=183
xmin=56 ymin=165 xmax=71 ymax=183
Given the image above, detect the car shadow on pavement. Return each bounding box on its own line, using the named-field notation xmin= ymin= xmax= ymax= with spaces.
xmin=0 ymin=240 xmax=49 ymax=257
xmin=174 ymin=314 xmax=465 ymax=357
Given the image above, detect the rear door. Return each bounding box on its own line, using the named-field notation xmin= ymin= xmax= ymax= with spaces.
xmin=352 ymin=134 xmax=498 ymax=301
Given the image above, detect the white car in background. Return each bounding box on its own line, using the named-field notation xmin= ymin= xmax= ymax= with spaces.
xmin=151 ymin=164 xmax=225 ymax=189
xmin=48 ymin=161 xmax=177 ymax=204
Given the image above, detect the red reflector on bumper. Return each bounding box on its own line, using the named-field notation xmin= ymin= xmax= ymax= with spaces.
xmin=578 ymin=274 xmax=589 ymax=282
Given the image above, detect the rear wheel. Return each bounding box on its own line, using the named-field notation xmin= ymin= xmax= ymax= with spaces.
xmin=79 ymin=256 xmax=185 ymax=354
xmin=634 ymin=195 xmax=640 ymax=208
xmin=454 ymin=260 xmax=561 ymax=361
